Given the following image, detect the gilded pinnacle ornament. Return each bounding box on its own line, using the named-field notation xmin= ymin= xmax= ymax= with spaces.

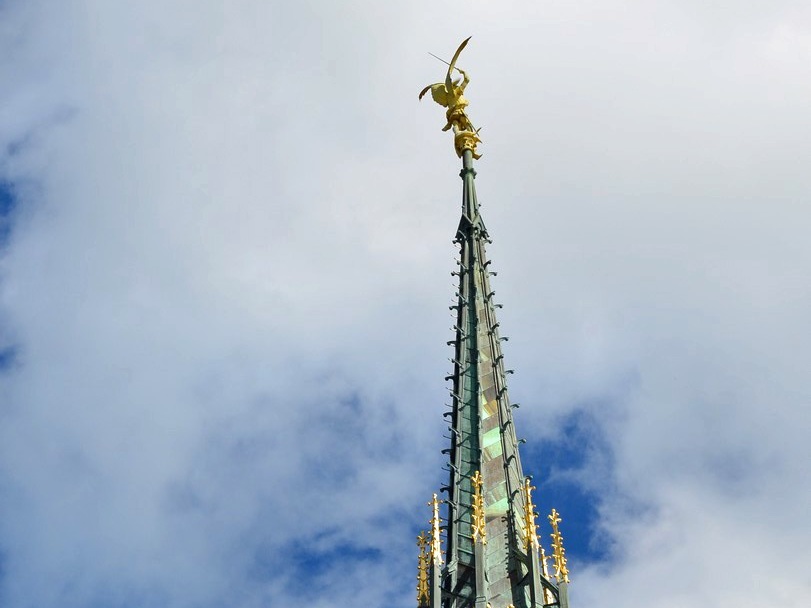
xmin=549 ymin=509 xmax=570 ymax=584
xmin=429 ymin=493 xmax=444 ymax=566
xmin=417 ymin=532 xmax=430 ymax=605
xmin=471 ymin=470 xmax=487 ymax=545
xmin=523 ymin=477 xmax=540 ymax=551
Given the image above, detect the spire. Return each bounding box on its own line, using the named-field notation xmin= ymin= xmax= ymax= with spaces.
xmin=417 ymin=38 xmax=572 ymax=608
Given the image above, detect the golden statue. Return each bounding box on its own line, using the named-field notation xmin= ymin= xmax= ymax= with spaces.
xmin=420 ymin=37 xmax=482 ymax=159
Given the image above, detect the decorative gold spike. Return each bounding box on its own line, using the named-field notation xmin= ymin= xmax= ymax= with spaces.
xmin=471 ymin=470 xmax=487 ymax=544
xmin=525 ymin=478 xmax=554 ymax=604
xmin=428 ymin=493 xmax=444 ymax=566
xmin=417 ymin=532 xmax=430 ymax=605
xmin=522 ymin=477 xmax=539 ymax=551
xmin=548 ymin=508 xmax=570 ymax=584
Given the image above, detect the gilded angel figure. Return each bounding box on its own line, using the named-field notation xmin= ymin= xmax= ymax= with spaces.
xmin=419 ymin=37 xmax=481 ymax=158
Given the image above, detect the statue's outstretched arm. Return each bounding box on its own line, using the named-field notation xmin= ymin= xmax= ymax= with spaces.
xmin=457 ymin=69 xmax=470 ymax=92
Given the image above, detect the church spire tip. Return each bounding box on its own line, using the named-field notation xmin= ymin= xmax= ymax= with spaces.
xmin=415 ymin=40 xmax=574 ymax=608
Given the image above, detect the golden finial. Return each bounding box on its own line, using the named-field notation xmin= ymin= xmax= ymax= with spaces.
xmin=416 ymin=531 xmax=430 ymax=605
xmin=522 ymin=477 xmax=540 ymax=551
xmin=548 ymin=508 xmax=570 ymax=583
xmin=419 ymin=37 xmax=482 ymax=159
xmin=525 ymin=478 xmax=554 ymax=604
xmin=471 ymin=470 xmax=487 ymax=545
xmin=428 ymin=493 xmax=444 ymax=566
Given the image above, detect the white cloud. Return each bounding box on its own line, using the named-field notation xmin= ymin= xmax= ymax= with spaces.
xmin=0 ymin=1 xmax=809 ymax=606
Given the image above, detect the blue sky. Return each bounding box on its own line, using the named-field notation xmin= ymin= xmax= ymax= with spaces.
xmin=1 ymin=1 xmax=811 ymax=607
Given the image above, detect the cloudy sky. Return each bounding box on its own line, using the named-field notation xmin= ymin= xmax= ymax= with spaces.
xmin=1 ymin=1 xmax=810 ymax=607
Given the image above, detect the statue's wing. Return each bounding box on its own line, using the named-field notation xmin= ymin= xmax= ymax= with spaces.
xmin=429 ymin=84 xmax=450 ymax=106
xmin=419 ymin=82 xmax=450 ymax=106
xmin=419 ymin=83 xmax=437 ymax=100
